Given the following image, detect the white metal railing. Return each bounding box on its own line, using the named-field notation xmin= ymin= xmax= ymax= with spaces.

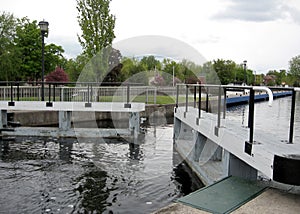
xmin=0 ymin=84 xmax=165 ymax=104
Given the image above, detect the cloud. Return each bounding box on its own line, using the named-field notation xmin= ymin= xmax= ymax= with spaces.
xmin=50 ymin=36 xmax=82 ymax=59
xmin=284 ymin=5 xmax=300 ymax=24
xmin=113 ymin=35 xmax=207 ymax=65
xmin=213 ymin=0 xmax=286 ymax=22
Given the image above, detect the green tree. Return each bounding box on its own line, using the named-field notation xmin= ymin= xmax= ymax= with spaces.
xmin=201 ymin=61 xmax=220 ymax=84
xmin=119 ymin=57 xmax=135 ymax=82
xmin=0 ymin=12 xmax=20 ymax=81
xmin=182 ymin=60 xmax=202 ymax=78
xmin=103 ymin=48 xmax=122 ymax=83
xmin=118 ymin=57 xmax=149 ymax=85
xmin=0 ymin=12 xmax=16 ymax=52
xmin=65 ymin=54 xmax=89 ymax=82
xmin=0 ymin=14 xmax=67 ymax=82
xmin=232 ymin=65 xmax=254 ymax=85
xmin=44 ymin=43 xmax=65 ymax=73
xmin=77 ymin=0 xmax=116 ymax=58
xmin=267 ymin=70 xmax=288 ymax=86
xmin=179 ymin=59 xmax=198 ymax=83
xmin=13 ymin=18 xmax=66 ymax=81
xmin=14 ymin=18 xmax=41 ymax=81
xmin=246 ymin=69 xmax=254 ymax=85
xmin=140 ymin=55 xmax=161 ymax=71
xmin=77 ymin=0 xmax=116 ymax=83
xmin=162 ymin=59 xmax=178 ymax=85
xmin=212 ymin=59 xmax=236 ymax=85
xmin=289 ymin=55 xmax=300 ymax=86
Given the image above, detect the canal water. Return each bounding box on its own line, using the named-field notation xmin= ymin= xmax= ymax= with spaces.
xmin=0 ymin=125 xmax=202 ymax=214
xmin=226 ymin=95 xmax=300 ymax=143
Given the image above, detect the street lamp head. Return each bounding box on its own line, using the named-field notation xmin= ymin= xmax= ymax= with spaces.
xmin=39 ymin=20 xmax=48 ymax=101
xmin=243 ymin=60 xmax=247 ymax=65
xmin=38 ymin=20 xmax=49 ymax=35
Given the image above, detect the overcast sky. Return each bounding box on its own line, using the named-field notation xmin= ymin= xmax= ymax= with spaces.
xmin=2 ymin=0 xmax=300 ymax=73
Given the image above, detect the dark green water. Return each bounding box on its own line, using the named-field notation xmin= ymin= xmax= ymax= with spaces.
xmin=0 ymin=125 xmax=203 ymax=214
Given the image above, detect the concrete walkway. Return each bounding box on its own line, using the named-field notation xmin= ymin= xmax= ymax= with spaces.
xmin=153 ymin=188 xmax=300 ymax=214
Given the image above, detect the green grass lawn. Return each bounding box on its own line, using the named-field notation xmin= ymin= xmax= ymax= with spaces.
xmin=0 ymin=95 xmax=198 ymax=105
xmin=109 ymin=95 xmax=197 ymax=104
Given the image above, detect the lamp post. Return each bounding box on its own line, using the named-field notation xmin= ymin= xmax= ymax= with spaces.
xmin=38 ymin=20 xmax=49 ymax=101
xmin=243 ymin=60 xmax=247 ymax=86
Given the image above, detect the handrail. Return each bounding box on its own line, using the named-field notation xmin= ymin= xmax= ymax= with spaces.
xmin=175 ymin=83 xmax=298 ymax=149
xmin=0 ymin=82 xmax=159 ymax=106
xmin=289 ymin=88 xmax=300 ymax=143
xmin=252 ymin=86 xmax=273 ymax=107
xmin=180 ymin=83 xmax=297 ymax=92
xmin=0 ymin=81 xmax=144 ymax=86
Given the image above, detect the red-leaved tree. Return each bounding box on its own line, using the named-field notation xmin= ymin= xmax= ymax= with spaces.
xmin=45 ymin=67 xmax=69 ymax=82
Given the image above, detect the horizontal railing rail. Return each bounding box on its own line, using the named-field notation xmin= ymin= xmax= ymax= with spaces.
xmin=175 ymin=84 xmax=299 ymax=150
xmin=0 ymin=81 xmax=161 ymax=105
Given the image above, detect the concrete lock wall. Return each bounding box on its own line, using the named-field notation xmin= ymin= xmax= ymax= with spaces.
xmin=10 ymin=104 xmax=178 ymax=127
xmin=173 ymin=116 xmax=258 ymax=185
xmin=9 ymin=101 xmax=216 ymax=128
xmin=11 ymin=111 xmax=130 ymax=127
xmin=12 ymin=111 xmax=59 ymax=127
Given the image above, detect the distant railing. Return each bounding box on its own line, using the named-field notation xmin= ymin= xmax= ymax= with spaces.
xmin=0 ymin=82 xmax=161 ymax=105
xmin=175 ymin=84 xmax=299 ymax=148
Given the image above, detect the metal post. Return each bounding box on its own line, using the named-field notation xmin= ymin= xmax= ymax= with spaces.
xmin=48 ymin=84 xmax=51 ymax=102
xmin=146 ymin=87 xmax=148 ymax=104
xmin=124 ymin=84 xmax=131 ymax=108
xmin=206 ymin=87 xmax=209 ymax=112
xmin=217 ymin=86 xmax=222 ymax=128
xmin=243 ymin=60 xmax=247 ymax=86
xmin=53 ymin=84 xmax=56 ymax=102
xmin=194 ymin=86 xmax=197 ymax=108
xmin=127 ymin=84 xmax=130 ymax=104
xmin=248 ymin=89 xmax=255 ymax=143
xmin=60 ymin=87 xmax=63 ymax=101
xmin=198 ymin=86 xmax=201 ymax=119
xmin=245 ymin=88 xmax=255 ymax=155
xmin=46 ymin=83 xmax=53 ymax=107
xmin=87 ymin=85 xmax=90 ymax=103
xmin=10 ymin=82 xmax=13 ymax=102
xmin=41 ymin=33 xmax=45 ymax=101
xmin=8 ymin=82 xmax=14 ymax=106
xmin=3 ymin=87 xmax=6 ymax=100
xmin=223 ymin=88 xmax=227 ymax=119
xmin=288 ymin=90 xmax=296 ymax=144
xmin=85 ymin=84 xmax=92 ymax=107
xmin=154 ymin=87 xmax=157 ymax=104
xmin=185 ymin=85 xmax=189 ymax=117
xmin=17 ymin=82 xmax=20 ymax=101
xmin=176 ymin=85 xmax=179 ymax=108
xmin=90 ymin=84 xmax=93 ymax=102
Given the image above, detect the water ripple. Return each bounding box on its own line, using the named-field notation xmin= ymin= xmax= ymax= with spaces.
xmin=0 ymin=126 xmax=202 ymax=213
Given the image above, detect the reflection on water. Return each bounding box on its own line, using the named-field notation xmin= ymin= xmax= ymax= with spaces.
xmin=227 ymin=95 xmax=300 ymax=142
xmin=0 ymin=125 xmax=203 ymax=213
